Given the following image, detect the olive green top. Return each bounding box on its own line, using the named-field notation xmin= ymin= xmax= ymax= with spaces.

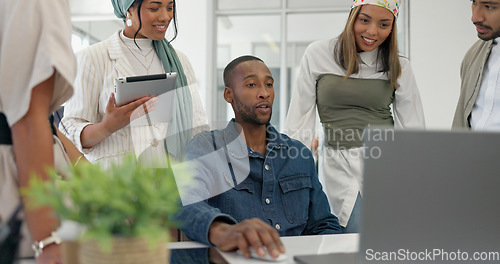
xmin=316 ymin=74 xmax=394 ymax=149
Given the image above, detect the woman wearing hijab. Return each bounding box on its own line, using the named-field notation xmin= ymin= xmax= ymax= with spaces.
xmin=61 ymin=0 xmax=208 ymax=168
xmin=285 ymin=0 xmax=425 ymax=233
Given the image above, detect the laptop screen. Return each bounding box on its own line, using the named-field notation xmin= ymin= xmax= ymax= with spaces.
xmin=359 ymin=128 xmax=500 ymax=263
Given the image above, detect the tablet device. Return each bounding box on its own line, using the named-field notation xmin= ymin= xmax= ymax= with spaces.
xmin=114 ymin=72 xmax=178 ymax=106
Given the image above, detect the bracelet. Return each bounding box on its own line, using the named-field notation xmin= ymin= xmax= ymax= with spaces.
xmin=32 ymin=231 xmax=62 ymax=258
xmin=74 ymin=155 xmax=84 ymax=167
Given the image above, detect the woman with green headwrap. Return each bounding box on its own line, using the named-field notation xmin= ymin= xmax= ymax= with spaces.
xmin=61 ymin=0 xmax=209 ymax=168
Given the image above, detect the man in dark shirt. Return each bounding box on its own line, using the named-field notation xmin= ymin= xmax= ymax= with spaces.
xmin=173 ymin=55 xmax=341 ymax=259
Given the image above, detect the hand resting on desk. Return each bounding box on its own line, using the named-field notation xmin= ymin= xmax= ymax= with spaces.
xmin=209 ymin=218 xmax=286 ymax=260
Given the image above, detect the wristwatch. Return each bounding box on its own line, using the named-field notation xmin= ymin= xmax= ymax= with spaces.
xmin=32 ymin=231 xmax=62 ymax=257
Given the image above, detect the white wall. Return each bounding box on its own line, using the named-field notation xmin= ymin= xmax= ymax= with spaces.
xmin=171 ymin=0 xmax=209 ymax=111
xmin=409 ymin=0 xmax=477 ymax=129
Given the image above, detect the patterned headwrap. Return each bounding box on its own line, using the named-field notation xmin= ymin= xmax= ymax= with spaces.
xmin=111 ymin=0 xmax=193 ymax=160
xmin=352 ymin=0 xmax=400 ymax=19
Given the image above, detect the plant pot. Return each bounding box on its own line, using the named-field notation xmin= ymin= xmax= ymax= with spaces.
xmin=79 ymin=237 xmax=169 ymax=264
xmin=62 ymin=241 xmax=80 ymax=264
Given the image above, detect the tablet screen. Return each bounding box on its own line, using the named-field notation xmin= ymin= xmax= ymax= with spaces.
xmin=114 ymin=72 xmax=178 ymax=106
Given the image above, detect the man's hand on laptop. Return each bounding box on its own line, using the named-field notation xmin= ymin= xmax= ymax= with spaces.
xmin=209 ymin=218 xmax=286 ymax=259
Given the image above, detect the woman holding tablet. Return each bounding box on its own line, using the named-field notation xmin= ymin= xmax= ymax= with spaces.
xmin=285 ymin=0 xmax=425 ymax=233
xmin=61 ymin=0 xmax=208 ymax=168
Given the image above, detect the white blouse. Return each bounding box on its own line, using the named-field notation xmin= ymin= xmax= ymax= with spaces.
xmin=0 ymin=0 xmax=75 ymax=126
xmin=61 ymin=31 xmax=208 ymax=168
xmin=285 ymin=38 xmax=425 ymax=226
xmin=285 ymin=38 xmax=425 ymax=148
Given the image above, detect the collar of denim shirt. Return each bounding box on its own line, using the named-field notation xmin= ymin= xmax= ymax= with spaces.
xmin=223 ymin=119 xmax=289 ymax=159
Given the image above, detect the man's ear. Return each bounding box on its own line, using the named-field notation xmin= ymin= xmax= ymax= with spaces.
xmin=224 ymin=87 xmax=233 ymax=103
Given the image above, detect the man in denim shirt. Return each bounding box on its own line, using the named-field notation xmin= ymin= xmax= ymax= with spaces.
xmin=173 ymin=55 xmax=341 ymax=259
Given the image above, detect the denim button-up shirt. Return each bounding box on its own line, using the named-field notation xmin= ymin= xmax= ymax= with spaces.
xmin=172 ymin=119 xmax=341 ymax=245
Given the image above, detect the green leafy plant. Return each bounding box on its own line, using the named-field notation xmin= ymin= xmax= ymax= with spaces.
xmin=23 ymin=154 xmax=181 ymax=252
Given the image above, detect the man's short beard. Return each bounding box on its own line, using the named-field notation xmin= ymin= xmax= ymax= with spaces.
xmin=479 ymin=30 xmax=500 ymax=41
xmin=241 ymin=112 xmax=272 ymax=126
xmin=234 ymin=99 xmax=272 ymax=125
xmin=475 ymin=22 xmax=500 ymax=41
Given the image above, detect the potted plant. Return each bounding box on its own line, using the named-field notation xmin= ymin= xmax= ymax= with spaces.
xmin=23 ymin=154 xmax=182 ymax=264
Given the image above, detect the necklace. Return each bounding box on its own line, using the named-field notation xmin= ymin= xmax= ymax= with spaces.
xmin=119 ymin=34 xmax=164 ymax=148
xmin=129 ymin=45 xmax=154 ymax=59
xmin=119 ymin=36 xmax=155 ymax=74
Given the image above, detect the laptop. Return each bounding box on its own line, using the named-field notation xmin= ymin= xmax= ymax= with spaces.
xmin=295 ymin=128 xmax=500 ymax=264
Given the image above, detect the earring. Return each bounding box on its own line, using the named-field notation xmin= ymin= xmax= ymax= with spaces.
xmin=126 ymin=13 xmax=132 ymax=27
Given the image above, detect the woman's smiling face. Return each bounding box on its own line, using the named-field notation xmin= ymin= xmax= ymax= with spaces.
xmin=124 ymin=0 xmax=174 ymax=40
xmin=353 ymin=4 xmax=394 ymax=52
